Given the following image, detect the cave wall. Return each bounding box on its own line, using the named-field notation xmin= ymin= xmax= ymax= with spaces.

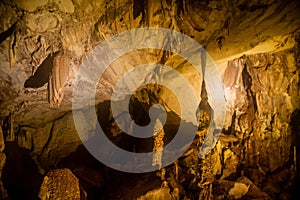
xmin=0 ymin=0 xmax=299 ymax=199
xmin=223 ymin=49 xmax=299 ymax=172
xmin=0 ymin=125 xmax=8 ymax=199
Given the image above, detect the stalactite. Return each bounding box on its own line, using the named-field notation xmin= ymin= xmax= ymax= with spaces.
xmin=9 ymin=31 xmax=16 ymax=70
xmin=48 ymin=52 xmax=69 ymax=108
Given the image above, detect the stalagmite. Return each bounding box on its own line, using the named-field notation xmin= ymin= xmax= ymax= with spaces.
xmin=152 ymin=118 xmax=164 ymax=169
xmin=38 ymin=168 xmax=86 ymax=200
xmin=48 ymin=52 xmax=69 ymax=107
xmin=174 ymin=160 xmax=179 ymax=180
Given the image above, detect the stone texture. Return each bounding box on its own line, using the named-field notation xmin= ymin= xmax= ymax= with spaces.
xmin=221 ymin=49 xmax=300 ymax=172
xmin=15 ymin=111 xmax=87 ymax=172
xmin=0 ymin=0 xmax=299 ymax=126
xmin=0 ymin=127 xmax=9 ymax=199
xmin=136 ymin=187 xmax=173 ymax=200
xmin=38 ymin=168 xmax=86 ymax=200
xmin=11 ymin=0 xmax=49 ymax=12
xmin=228 ymin=182 xmax=249 ymax=199
xmin=35 ymin=112 xmax=84 ymax=169
xmin=53 ymin=0 xmax=74 ymax=13
xmin=213 ymin=176 xmax=271 ymax=200
xmin=0 ymin=0 xmax=299 ymax=199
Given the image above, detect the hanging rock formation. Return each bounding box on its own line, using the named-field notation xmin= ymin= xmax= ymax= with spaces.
xmin=48 ymin=52 xmax=69 ymax=107
xmin=0 ymin=0 xmax=299 ymax=199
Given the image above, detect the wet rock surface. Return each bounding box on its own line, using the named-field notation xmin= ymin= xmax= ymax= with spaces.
xmin=0 ymin=0 xmax=299 ymax=199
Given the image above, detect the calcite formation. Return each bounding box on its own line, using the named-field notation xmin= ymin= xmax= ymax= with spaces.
xmin=48 ymin=52 xmax=69 ymax=107
xmin=152 ymin=119 xmax=165 ymax=169
xmin=0 ymin=0 xmax=299 ymax=199
xmin=38 ymin=168 xmax=86 ymax=200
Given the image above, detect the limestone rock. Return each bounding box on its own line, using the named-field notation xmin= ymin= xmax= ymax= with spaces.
xmin=12 ymin=0 xmax=48 ymax=12
xmin=25 ymin=13 xmax=59 ymax=33
xmin=236 ymin=176 xmax=271 ymax=199
xmin=16 ymin=126 xmax=34 ymax=150
xmin=0 ymin=126 xmax=5 ymax=152
xmin=0 ymin=153 xmax=8 ymax=199
xmin=137 ymin=187 xmax=173 ymax=200
xmin=0 ymin=0 xmax=299 ymax=199
xmin=53 ymin=0 xmax=74 ymax=13
xmin=38 ymin=168 xmax=86 ymax=200
xmin=213 ymin=176 xmax=271 ymax=199
xmin=0 ymin=3 xmax=18 ymax=34
xmin=36 ymin=112 xmax=84 ymax=168
xmin=0 ymin=0 xmax=299 ymax=129
xmin=223 ymin=50 xmax=299 ymax=172
xmin=221 ymin=149 xmax=239 ymax=179
xmin=228 ymin=182 xmax=249 ymax=199
xmin=0 ymin=128 xmax=9 ymax=199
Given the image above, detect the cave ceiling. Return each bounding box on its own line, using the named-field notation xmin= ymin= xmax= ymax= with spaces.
xmin=0 ymin=0 xmax=299 ymax=127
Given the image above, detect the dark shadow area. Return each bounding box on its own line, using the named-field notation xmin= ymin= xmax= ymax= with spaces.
xmin=24 ymin=52 xmax=59 ymax=88
xmin=1 ymin=116 xmax=10 ymax=139
xmin=133 ymin=0 xmax=145 ymax=20
xmin=58 ymin=144 xmax=161 ymax=200
xmin=0 ymin=22 xmax=16 ymax=44
xmin=57 ymin=97 xmax=199 ymax=199
xmin=96 ymin=98 xmax=181 ymax=153
xmin=2 ymin=142 xmax=43 ymax=200
xmin=58 ymin=145 xmax=107 ymax=199
xmin=290 ymin=109 xmax=300 ymax=199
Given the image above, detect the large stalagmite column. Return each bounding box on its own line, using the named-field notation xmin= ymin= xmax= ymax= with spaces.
xmin=152 ymin=119 xmax=165 ymax=169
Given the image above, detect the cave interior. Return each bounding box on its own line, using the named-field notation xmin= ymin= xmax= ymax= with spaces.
xmin=0 ymin=0 xmax=300 ymax=199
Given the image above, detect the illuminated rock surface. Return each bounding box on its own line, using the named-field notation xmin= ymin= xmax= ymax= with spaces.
xmin=38 ymin=168 xmax=86 ymax=200
xmin=0 ymin=0 xmax=299 ymax=199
